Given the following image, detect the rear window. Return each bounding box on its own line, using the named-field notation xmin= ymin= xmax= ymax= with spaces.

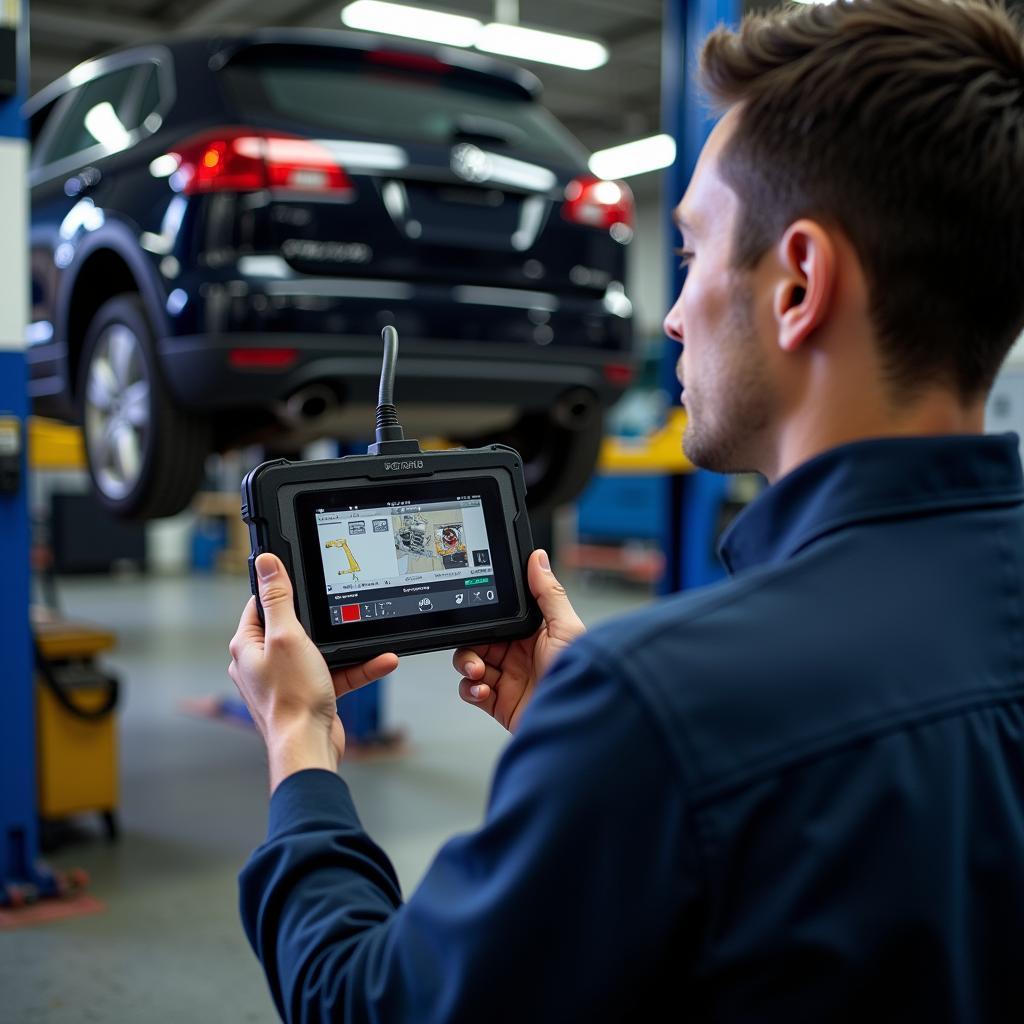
xmin=219 ymin=54 xmax=588 ymax=171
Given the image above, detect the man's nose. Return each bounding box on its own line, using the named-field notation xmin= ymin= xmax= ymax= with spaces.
xmin=663 ymin=304 xmax=684 ymax=344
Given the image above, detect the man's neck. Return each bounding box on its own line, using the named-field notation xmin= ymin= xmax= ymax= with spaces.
xmin=767 ymin=388 xmax=987 ymax=483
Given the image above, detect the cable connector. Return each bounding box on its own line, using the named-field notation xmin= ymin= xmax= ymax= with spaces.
xmin=367 ymin=325 xmax=421 ymax=456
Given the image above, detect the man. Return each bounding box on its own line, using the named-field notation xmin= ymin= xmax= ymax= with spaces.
xmin=229 ymin=0 xmax=1024 ymax=1019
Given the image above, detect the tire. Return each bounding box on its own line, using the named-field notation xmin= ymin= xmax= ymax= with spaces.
xmin=79 ymin=294 xmax=210 ymax=519
xmin=462 ymin=405 xmax=605 ymax=510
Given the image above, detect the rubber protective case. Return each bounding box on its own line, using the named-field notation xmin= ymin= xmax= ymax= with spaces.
xmin=241 ymin=445 xmax=542 ymax=666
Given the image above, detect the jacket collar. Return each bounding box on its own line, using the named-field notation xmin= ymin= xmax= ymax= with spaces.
xmin=718 ymin=434 xmax=1024 ymax=576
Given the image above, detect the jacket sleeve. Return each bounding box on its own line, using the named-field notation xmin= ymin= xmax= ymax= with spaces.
xmin=239 ymin=638 xmax=699 ymax=1024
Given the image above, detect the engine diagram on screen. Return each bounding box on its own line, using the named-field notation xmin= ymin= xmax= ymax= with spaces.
xmin=394 ymin=513 xmax=431 ymax=558
xmin=394 ymin=511 xmax=468 ymax=572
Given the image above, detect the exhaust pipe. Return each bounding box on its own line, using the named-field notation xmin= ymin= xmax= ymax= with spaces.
xmin=551 ymin=388 xmax=599 ymax=430
xmin=282 ymin=384 xmax=336 ymax=424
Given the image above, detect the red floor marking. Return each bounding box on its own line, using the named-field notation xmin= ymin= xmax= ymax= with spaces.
xmin=0 ymin=894 xmax=106 ymax=930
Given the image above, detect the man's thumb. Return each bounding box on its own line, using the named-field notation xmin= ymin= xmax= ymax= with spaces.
xmin=527 ymin=549 xmax=583 ymax=640
xmin=255 ymin=553 xmax=296 ymax=630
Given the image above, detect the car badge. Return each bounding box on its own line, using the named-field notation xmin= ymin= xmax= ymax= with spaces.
xmin=451 ymin=144 xmax=491 ymax=183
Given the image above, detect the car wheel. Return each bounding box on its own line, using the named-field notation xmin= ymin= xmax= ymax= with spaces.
xmin=79 ymin=294 xmax=210 ymax=519
xmin=466 ymin=406 xmax=604 ymax=510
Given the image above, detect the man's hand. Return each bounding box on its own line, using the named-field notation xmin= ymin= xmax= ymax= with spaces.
xmin=228 ymin=552 xmax=398 ymax=791
xmin=452 ymin=549 xmax=585 ymax=733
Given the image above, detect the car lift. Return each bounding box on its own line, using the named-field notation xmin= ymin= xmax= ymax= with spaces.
xmin=0 ymin=0 xmax=51 ymax=908
xmin=659 ymin=0 xmax=742 ymax=594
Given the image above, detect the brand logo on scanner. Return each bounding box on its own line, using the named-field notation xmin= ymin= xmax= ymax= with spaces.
xmin=384 ymin=460 xmax=424 ymax=471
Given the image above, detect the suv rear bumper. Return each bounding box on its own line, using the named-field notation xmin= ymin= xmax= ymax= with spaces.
xmin=158 ymin=333 xmax=632 ymax=412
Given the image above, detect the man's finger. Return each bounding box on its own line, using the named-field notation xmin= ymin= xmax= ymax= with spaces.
xmin=255 ymin=553 xmax=298 ymax=638
xmin=527 ymin=549 xmax=585 ymax=644
xmin=455 ymin=657 xmax=503 ymax=692
xmin=331 ymin=652 xmax=399 ymax=696
xmin=453 ymin=649 xmax=486 ymax=679
xmin=458 ymin=677 xmax=496 ymax=713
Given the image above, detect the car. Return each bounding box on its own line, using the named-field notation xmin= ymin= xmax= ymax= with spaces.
xmin=26 ymin=29 xmax=636 ymax=519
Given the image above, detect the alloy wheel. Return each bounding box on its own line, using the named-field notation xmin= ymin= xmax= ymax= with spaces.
xmin=83 ymin=323 xmax=151 ymax=501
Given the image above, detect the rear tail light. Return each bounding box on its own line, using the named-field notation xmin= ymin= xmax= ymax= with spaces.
xmin=603 ymin=363 xmax=634 ymax=387
xmin=562 ymin=176 xmax=635 ymax=236
xmin=169 ymin=129 xmax=355 ymax=199
xmin=229 ymin=347 xmax=299 ymax=370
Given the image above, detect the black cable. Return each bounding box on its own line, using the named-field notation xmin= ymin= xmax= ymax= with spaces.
xmin=373 ymin=325 xmax=413 ymax=449
xmin=33 ymin=637 xmax=119 ymax=721
xmin=378 ymin=325 xmax=398 ymax=409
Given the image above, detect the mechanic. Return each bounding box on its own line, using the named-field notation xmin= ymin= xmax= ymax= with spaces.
xmin=228 ymin=0 xmax=1024 ymax=1019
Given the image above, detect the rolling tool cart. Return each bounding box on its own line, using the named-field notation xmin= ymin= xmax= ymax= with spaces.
xmin=33 ymin=618 xmax=120 ymax=841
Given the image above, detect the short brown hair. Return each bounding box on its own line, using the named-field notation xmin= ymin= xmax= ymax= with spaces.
xmin=701 ymin=0 xmax=1024 ymax=398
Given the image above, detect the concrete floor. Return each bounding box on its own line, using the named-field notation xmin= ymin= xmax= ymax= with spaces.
xmin=1 ymin=567 xmax=651 ymax=1024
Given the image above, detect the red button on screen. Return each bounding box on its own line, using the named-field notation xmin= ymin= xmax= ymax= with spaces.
xmin=341 ymin=604 xmax=361 ymax=623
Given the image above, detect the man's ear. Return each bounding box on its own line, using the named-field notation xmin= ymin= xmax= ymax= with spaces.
xmin=773 ymin=220 xmax=835 ymax=353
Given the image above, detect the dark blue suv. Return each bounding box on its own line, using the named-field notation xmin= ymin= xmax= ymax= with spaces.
xmin=26 ymin=31 xmax=635 ymax=518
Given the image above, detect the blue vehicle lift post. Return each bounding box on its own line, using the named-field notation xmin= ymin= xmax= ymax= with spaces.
xmin=0 ymin=0 xmax=52 ymax=904
xmin=659 ymin=0 xmax=742 ymax=595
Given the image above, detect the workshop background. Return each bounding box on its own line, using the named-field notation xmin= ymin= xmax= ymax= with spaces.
xmin=4 ymin=0 xmax=1024 ymax=1021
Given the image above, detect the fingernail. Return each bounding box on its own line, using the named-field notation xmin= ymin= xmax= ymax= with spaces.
xmin=470 ymin=685 xmax=483 ymax=699
xmin=256 ymin=554 xmax=278 ymax=581
xmin=538 ymin=549 xmax=550 ymax=571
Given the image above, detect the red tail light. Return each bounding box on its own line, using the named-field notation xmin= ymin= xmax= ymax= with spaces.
xmin=603 ymin=363 xmax=634 ymax=387
xmin=170 ymin=129 xmax=355 ymax=198
xmin=562 ymin=176 xmax=635 ymax=234
xmin=229 ymin=347 xmax=299 ymax=370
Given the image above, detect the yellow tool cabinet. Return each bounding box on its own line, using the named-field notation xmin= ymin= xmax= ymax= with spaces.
xmin=34 ymin=618 xmax=119 ymax=836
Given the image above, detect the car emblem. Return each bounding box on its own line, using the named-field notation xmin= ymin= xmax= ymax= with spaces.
xmin=451 ymin=144 xmax=491 ymax=183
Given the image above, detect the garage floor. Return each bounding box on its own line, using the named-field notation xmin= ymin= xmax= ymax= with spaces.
xmin=1 ymin=568 xmax=650 ymax=1024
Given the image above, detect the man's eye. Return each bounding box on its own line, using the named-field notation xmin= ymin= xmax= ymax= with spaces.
xmin=674 ymin=246 xmax=694 ymax=269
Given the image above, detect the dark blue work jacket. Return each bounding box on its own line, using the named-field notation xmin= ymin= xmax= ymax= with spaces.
xmin=240 ymin=434 xmax=1024 ymax=1023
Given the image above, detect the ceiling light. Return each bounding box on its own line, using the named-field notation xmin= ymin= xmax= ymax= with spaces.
xmin=475 ymin=22 xmax=608 ymax=70
xmin=340 ymin=1 xmax=481 ymax=47
xmin=589 ymin=134 xmax=676 ymax=180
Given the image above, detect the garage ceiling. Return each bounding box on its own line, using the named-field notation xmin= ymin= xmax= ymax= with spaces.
xmin=28 ymin=0 xmax=666 ymax=156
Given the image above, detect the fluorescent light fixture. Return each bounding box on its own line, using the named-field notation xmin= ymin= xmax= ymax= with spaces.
xmin=340 ymin=1 xmax=607 ymax=72
xmin=341 ymin=1 xmax=481 ymax=47
xmin=476 ymin=22 xmax=607 ymax=70
xmin=84 ymin=102 xmax=130 ymax=152
xmin=589 ymin=133 xmax=676 ymax=180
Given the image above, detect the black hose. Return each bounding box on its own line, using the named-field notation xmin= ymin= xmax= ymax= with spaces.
xmin=378 ymin=325 xmax=398 ymax=409
xmin=34 ymin=638 xmax=119 ymax=721
xmin=375 ymin=326 xmax=404 ymax=443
